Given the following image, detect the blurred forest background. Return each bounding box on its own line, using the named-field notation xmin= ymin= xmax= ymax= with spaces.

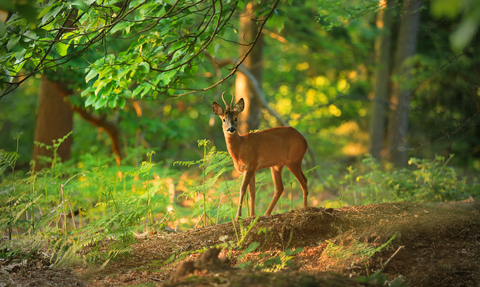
xmin=0 ymin=0 xmax=480 ymax=238
xmin=2 ymin=0 xmax=480 ymax=171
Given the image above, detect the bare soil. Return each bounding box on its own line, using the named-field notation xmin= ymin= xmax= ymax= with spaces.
xmin=2 ymin=199 xmax=480 ymax=286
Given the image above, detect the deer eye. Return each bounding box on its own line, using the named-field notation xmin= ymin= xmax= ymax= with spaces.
xmin=234 ymin=118 xmax=237 ymax=121
xmin=222 ymin=119 xmax=226 ymax=123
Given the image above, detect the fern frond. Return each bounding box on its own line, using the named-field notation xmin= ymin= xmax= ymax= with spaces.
xmin=125 ymin=161 xmax=156 ymax=177
xmin=0 ymin=149 xmax=21 ymax=173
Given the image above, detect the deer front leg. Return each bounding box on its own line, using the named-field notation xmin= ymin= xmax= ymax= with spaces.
xmin=248 ymin=173 xmax=256 ymax=217
xmin=236 ymin=170 xmax=254 ymax=219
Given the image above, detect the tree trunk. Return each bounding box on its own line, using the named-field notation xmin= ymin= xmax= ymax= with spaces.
xmin=369 ymin=0 xmax=392 ymax=160
xmin=235 ymin=2 xmax=263 ymax=135
xmin=386 ymin=0 xmax=422 ymax=166
xmin=32 ymin=75 xmax=74 ymax=171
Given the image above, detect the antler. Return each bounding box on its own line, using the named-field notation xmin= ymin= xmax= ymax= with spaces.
xmin=230 ymin=94 xmax=235 ymax=109
xmin=221 ymin=91 xmax=227 ymax=108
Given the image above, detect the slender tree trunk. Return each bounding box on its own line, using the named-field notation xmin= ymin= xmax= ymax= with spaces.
xmin=369 ymin=0 xmax=393 ymax=160
xmin=386 ymin=0 xmax=422 ymax=166
xmin=32 ymin=75 xmax=73 ymax=171
xmin=235 ymin=2 xmax=263 ymax=135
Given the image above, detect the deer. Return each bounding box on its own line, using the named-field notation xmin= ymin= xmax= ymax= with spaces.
xmin=212 ymin=93 xmax=309 ymax=219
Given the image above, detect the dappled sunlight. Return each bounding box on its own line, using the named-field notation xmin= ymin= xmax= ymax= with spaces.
xmin=328 ymin=104 xmax=342 ymax=117
xmin=274 ymin=98 xmax=292 ymax=116
xmin=278 ymin=85 xmax=289 ymax=96
xmin=337 ymin=79 xmax=350 ymax=92
xmin=341 ymin=142 xmax=367 ymax=156
xmin=296 ymin=62 xmax=309 ymax=71
xmin=334 ymin=121 xmax=369 ymax=156
xmin=335 ymin=121 xmax=361 ymax=136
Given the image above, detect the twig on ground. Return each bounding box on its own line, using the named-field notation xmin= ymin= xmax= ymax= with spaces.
xmin=379 ymin=245 xmax=404 ymax=273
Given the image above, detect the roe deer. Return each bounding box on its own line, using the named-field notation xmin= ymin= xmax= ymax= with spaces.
xmin=212 ymin=94 xmax=309 ymax=219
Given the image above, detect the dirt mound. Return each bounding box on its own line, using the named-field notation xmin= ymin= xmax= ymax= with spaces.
xmin=3 ymin=201 xmax=480 ymax=286
xmin=165 ymin=247 xmax=373 ymax=287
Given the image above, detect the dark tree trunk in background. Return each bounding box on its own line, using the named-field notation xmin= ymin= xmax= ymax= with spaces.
xmin=32 ymin=75 xmax=73 ymax=171
xmin=235 ymin=1 xmax=263 ymax=135
xmin=369 ymin=0 xmax=392 ymax=160
xmin=386 ymin=0 xmax=422 ymax=166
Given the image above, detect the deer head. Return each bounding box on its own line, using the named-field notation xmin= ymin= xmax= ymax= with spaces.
xmin=212 ymin=92 xmax=244 ymax=134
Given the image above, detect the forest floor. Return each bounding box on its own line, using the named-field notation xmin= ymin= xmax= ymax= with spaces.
xmin=2 ymin=199 xmax=480 ymax=287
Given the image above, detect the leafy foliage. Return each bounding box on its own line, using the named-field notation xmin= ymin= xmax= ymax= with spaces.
xmin=0 ymin=0 xmax=284 ymax=105
xmin=339 ymin=154 xmax=480 ymax=205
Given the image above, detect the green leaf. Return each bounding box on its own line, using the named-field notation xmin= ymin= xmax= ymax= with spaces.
xmin=275 ymin=17 xmax=285 ymax=33
xmin=38 ymin=4 xmax=54 ymax=18
xmin=42 ymin=3 xmax=61 ymax=24
xmin=169 ymin=41 xmax=185 ymax=53
xmin=268 ymin=14 xmax=285 ymax=33
xmin=51 ymin=4 xmax=64 ymax=19
xmin=22 ymin=30 xmax=37 ymax=42
xmin=15 ymin=49 xmax=27 ymax=61
xmin=94 ymin=80 xmax=108 ymax=96
xmin=237 ymin=1 xmax=246 ymax=11
xmin=114 ymin=68 xmax=131 ymax=81
xmin=118 ymin=97 xmax=126 ymax=109
xmin=55 ymin=42 xmax=68 ymax=56
xmin=140 ymin=85 xmax=152 ymax=98
xmin=110 ymin=21 xmax=133 ymax=34
xmin=159 ymin=69 xmax=177 ymax=85
xmin=72 ymin=0 xmax=90 ymax=13
xmin=85 ymin=95 xmax=97 ymax=107
xmin=108 ymin=96 xmax=118 ymax=108
xmin=189 ymin=64 xmax=198 ymax=76
xmin=7 ymin=37 xmax=20 ymax=51
xmin=85 ymin=68 xmax=98 ymax=83
xmin=102 ymin=81 xmax=113 ymax=96
xmin=13 ymin=60 xmax=26 ymax=73
xmin=132 ymin=84 xmax=145 ymax=98
xmin=94 ymin=96 xmax=108 ymax=109
xmin=138 ymin=62 xmax=150 ymax=73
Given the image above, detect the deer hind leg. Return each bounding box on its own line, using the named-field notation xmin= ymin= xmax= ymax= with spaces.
xmin=265 ymin=166 xmax=284 ymax=216
xmin=287 ymin=161 xmax=309 ymax=207
xmin=236 ymin=170 xmax=254 ymax=219
xmin=248 ymin=173 xmax=256 ymax=217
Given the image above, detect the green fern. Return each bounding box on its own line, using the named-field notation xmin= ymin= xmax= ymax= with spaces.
xmin=0 ymin=150 xmax=21 ymax=173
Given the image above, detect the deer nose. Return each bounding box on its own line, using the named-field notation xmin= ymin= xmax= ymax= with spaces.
xmin=227 ymin=127 xmax=236 ymax=133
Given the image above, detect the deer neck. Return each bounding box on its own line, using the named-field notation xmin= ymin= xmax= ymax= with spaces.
xmin=223 ymin=130 xmax=243 ymax=158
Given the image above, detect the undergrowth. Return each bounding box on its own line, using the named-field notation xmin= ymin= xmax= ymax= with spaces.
xmin=340 ymin=154 xmax=480 ymax=205
xmin=1 ymin=133 xmax=479 ymax=275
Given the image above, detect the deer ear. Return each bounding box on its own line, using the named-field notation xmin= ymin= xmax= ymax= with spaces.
xmin=212 ymin=102 xmax=224 ymax=115
xmin=234 ymin=98 xmax=245 ymax=113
